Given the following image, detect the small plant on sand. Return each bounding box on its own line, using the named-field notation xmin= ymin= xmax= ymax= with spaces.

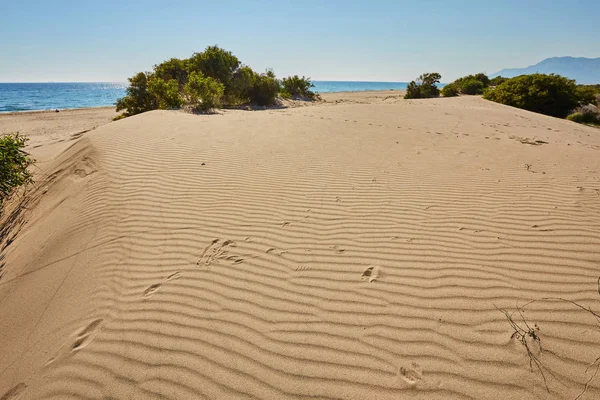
xmin=567 ymin=105 xmax=600 ymax=125
xmin=497 ymin=278 xmax=600 ymax=397
xmin=404 ymin=72 xmax=442 ymax=99
xmin=281 ymin=75 xmax=317 ymax=99
xmin=441 ymin=83 xmax=459 ymax=97
xmin=184 ymin=71 xmax=225 ymax=112
xmin=0 ymin=133 xmax=34 ymax=208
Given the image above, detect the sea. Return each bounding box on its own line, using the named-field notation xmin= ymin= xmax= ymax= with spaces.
xmin=0 ymin=81 xmax=410 ymax=113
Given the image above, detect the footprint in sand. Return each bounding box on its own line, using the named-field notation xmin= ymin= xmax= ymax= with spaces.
xmin=72 ymin=319 xmax=103 ymax=351
xmin=361 ymin=266 xmax=380 ymax=282
xmin=399 ymin=362 xmax=423 ymax=386
xmin=0 ymin=383 xmax=27 ymax=400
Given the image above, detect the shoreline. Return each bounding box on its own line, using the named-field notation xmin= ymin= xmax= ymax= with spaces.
xmin=0 ymin=89 xmax=408 ymax=115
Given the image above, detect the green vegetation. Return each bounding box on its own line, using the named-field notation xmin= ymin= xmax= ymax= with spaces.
xmin=115 ymin=45 xmax=317 ymax=117
xmin=448 ymin=73 xmax=491 ymax=95
xmin=441 ymin=83 xmax=459 ymax=97
xmin=490 ymin=76 xmax=508 ymax=86
xmin=459 ymin=78 xmax=485 ymax=95
xmin=483 ymin=73 xmax=590 ymax=118
xmin=249 ymin=70 xmax=280 ymax=106
xmin=184 ymin=72 xmax=225 ymax=112
xmin=566 ymin=105 xmax=600 ymax=125
xmin=404 ymin=73 xmax=442 ymax=99
xmin=148 ymin=77 xmax=183 ymax=109
xmin=281 ymin=75 xmax=317 ymax=99
xmin=0 ymin=133 xmax=34 ymax=208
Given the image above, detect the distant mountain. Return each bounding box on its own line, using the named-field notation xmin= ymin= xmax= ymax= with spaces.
xmin=491 ymin=57 xmax=600 ymax=84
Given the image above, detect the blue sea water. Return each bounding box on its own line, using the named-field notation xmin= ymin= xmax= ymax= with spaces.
xmin=0 ymin=81 xmax=410 ymax=113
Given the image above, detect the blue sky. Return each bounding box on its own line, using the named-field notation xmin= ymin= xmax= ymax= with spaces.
xmin=1 ymin=0 xmax=599 ymax=82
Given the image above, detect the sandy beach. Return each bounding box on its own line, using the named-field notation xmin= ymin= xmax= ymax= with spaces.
xmin=1 ymin=91 xmax=600 ymax=399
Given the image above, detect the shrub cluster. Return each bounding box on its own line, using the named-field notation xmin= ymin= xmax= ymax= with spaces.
xmin=483 ymin=73 xmax=590 ymax=118
xmin=445 ymin=73 xmax=491 ymax=96
xmin=116 ymin=46 xmax=317 ymax=117
xmin=0 ymin=133 xmax=34 ymax=208
xmin=490 ymin=76 xmax=508 ymax=86
xmin=404 ymin=73 xmax=441 ymax=99
xmin=566 ymin=105 xmax=600 ymax=125
xmin=441 ymin=84 xmax=459 ymax=97
xmin=281 ymin=75 xmax=317 ymax=99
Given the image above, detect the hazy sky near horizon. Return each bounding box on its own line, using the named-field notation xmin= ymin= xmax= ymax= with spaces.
xmin=1 ymin=0 xmax=599 ymax=83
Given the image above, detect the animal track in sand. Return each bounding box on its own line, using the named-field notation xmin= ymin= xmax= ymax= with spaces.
xmin=0 ymin=383 xmax=27 ymax=400
xmin=72 ymin=319 xmax=103 ymax=351
xmin=167 ymin=272 xmax=181 ymax=281
xmin=361 ymin=265 xmax=380 ymax=282
xmin=197 ymin=239 xmax=236 ymax=267
xmin=143 ymin=283 xmax=161 ymax=297
xmin=399 ymin=362 xmax=423 ymax=385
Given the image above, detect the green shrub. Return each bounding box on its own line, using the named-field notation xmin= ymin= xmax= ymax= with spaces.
xmin=483 ymin=74 xmax=582 ymax=118
xmin=441 ymin=83 xmax=459 ymax=97
xmin=116 ymin=72 xmax=157 ymax=116
xmin=148 ymin=77 xmax=183 ymax=109
xmin=184 ymin=71 xmax=224 ymax=112
xmin=187 ymin=46 xmax=240 ymax=92
xmin=249 ymin=70 xmax=280 ymax=106
xmin=459 ymin=78 xmax=485 ymax=95
xmin=0 ymin=133 xmax=34 ymax=207
xmin=154 ymin=58 xmax=188 ymax=88
xmin=451 ymin=73 xmax=490 ymax=95
xmin=566 ymin=105 xmax=600 ymax=125
xmin=228 ymin=66 xmax=257 ymax=105
xmin=404 ymin=72 xmax=441 ymax=99
xmin=576 ymin=85 xmax=599 ymax=106
xmin=490 ymin=76 xmax=508 ymax=86
xmin=281 ymin=75 xmax=317 ymax=99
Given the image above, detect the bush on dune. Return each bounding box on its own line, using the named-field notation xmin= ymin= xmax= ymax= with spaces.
xmin=0 ymin=133 xmax=34 ymax=208
xmin=483 ymin=73 xmax=585 ymax=118
xmin=490 ymin=76 xmax=508 ymax=86
xmin=249 ymin=70 xmax=280 ymax=106
xmin=154 ymin=58 xmax=189 ymax=88
xmin=459 ymin=78 xmax=485 ymax=95
xmin=116 ymin=72 xmax=157 ymax=116
xmin=148 ymin=77 xmax=183 ymax=109
xmin=115 ymin=45 xmax=317 ymax=118
xmin=187 ymin=46 xmax=240 ymax=96
xmin=281 ymin=75 xmax=317 ymax=99
xmin=228 ymin=66 xmax=257 ymax=105
xmin=404 ymin=72 xmax=441 ymax=99
xmin=566 ymin=105 xmax=600 ymax=125
xmin=450 ymin=73 xmax=490 ymax=95
xmin=184 ymin=71 xmax=225 ymax=112
xmin=441 ymin=83 xmax=459 ymax=97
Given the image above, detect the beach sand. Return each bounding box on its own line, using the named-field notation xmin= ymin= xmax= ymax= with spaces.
xmin=1 ymin=92 xmax=600 ymax=399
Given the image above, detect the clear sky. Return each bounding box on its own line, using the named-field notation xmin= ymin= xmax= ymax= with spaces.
xmin=1 ymin=0 xmax=599 ymax=83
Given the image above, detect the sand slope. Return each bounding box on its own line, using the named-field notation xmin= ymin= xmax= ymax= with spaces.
xmin=1 ymin=94 xmax=600 ymax=399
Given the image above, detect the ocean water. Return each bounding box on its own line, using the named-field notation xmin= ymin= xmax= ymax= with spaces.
xmin=0 ymin=81 xmax=410 ymax=113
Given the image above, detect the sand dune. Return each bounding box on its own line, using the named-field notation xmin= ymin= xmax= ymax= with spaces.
xmin=1 ymin=93 xmax=600 ymax=399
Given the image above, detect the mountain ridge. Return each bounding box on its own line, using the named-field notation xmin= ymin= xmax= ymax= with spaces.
xmin=491 ymin=56 xmax=600 ymax=84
